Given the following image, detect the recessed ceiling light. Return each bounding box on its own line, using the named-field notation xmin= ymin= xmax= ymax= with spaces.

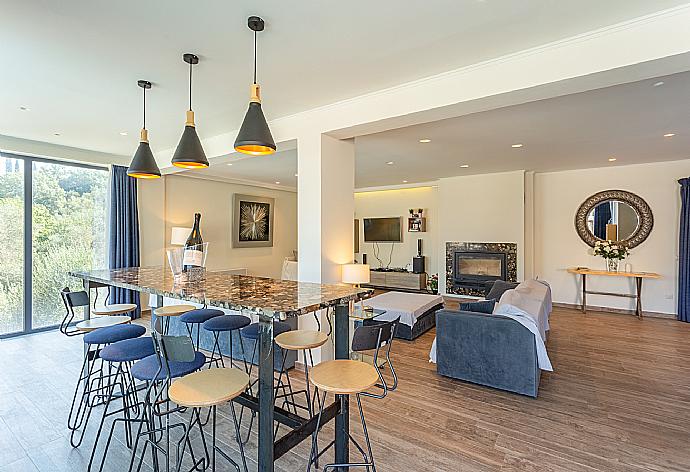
xmin=386 ymin=161 xmax=394 ymax=165
xmin=227 ymin=163 xmax=233 ymax=166
xmin=653 ymin=81 xmax=665 ymax=87
xmin=19 ymin=106 xmax=29 ymax=111
xmin=119 ymin=131 xmax=128 ymax=136
xmin=511 ymin=143 xmax=523 ymax=148
xmin=53 ymin=132 xmax=61 ymax=136
xmin=275 ymin=181 xmax=281 ymax=185
xmin=608 ymin=157 xmax=617 ymax=162
xmin=460 ymin=164 xmax=470 ymax=168
xmin=402 ymin=180 xmax=408 ymax=183
xmin=664 ymin=133 xmax=675 ymax=138
xmin=294 ymin=173 xmax=298 ymax=177
xmin=419 ymin=139 xmax=431 ymax=143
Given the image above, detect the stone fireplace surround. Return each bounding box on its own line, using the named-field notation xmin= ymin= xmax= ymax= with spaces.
xmin=446 ymin=242 xmax=517 ymax=296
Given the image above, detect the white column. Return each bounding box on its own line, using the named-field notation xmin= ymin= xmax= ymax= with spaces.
xmin=297 ymin=133 xmax=355 ymax=363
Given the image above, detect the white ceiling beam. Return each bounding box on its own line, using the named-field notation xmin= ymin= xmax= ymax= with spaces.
xmin=157 ymin=4 xmax=690 ymax=170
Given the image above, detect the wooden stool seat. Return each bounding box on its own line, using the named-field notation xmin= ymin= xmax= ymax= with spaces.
xmin=92 ymin=303 xmax=137 ymax=316
xmin=76 ymin=315 xmax=131 ymax=332
xmin=169 ymin=368 xmax=249 ymax=408
xmin=310 ymin=360 xmax=379 ymax=395
xmin=275 ymin=330 xmax=328 ymax=351
xmin=154 ymin=304 xmax=197 ymax=317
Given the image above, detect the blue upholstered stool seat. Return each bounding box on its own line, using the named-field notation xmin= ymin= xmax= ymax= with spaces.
xmin=203 ymin=315 xmax=251 ymax=332
xmin=179 ymin=308 xmax=224 ymax=324
xmin=130 ymin=351 xmax=207 ymax=381
xmin=100 ymin=337 xmax=155 ymax=363
xmin=83 ymin=324 xmax=146 ymax=346
xmin=240 ymin=321 xmax=292 ymax=340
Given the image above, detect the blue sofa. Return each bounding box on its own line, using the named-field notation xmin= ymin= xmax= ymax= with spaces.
xmin=435 ymin=309 xmax=540 ymax=397
xmin=434 ymin=280 xmax=548 ymax=398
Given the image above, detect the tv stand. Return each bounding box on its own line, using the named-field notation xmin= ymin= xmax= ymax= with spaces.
xmin=364 ymin=270 xmax=427 ymax=293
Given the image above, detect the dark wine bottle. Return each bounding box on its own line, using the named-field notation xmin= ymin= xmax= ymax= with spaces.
xmin=183 ymin=213 xmax=203 ymax=272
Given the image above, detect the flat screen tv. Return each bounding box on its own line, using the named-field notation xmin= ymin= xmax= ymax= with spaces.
xmin=363 ymin=217 xmax=402 ymax=242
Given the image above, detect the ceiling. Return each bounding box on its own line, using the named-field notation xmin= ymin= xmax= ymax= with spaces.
xmin=193 ymin=149 xmax=298 ymax=189
xmin=353 ymin=71 xmax=690 ymax=188
xmin=2 ymin=0 xmax=688 ymax=158
xmin=192 ymin=70 xmax=690 ymax=189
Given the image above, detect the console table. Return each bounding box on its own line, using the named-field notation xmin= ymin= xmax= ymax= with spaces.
xmin=364 ymin=270 xmax=427 ymax=293
xmin=567 ymin=268 xmax=660 ymax=319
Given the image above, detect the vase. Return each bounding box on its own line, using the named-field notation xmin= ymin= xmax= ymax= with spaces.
xmin=606 ymin=259 xmax=619 ymax=272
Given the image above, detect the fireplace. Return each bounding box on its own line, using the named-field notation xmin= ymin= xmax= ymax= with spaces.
xmin=445 ymin=242 xmax=517 ymax=296
xmin=453 ymin=251 xmax=507 ymax=292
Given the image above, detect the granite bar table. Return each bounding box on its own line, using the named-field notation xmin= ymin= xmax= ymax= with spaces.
xmin=70 ymin=266 xmax=372 ymax=472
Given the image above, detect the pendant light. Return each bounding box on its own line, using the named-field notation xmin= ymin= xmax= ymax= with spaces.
xmin=127 ymin=80 xmax=161 ymax=179
xmin=171 ymin=53 xmax=209 ymax=169
xmin=234 ymin=16 xmax=276 ymax=156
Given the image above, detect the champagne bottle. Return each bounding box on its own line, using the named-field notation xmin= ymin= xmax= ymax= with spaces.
xmin=183 ymin=213 xmax=203 ymax=272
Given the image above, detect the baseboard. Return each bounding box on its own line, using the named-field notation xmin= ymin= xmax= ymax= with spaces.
xmin=553 ymin=302 xmax=675 ymax=320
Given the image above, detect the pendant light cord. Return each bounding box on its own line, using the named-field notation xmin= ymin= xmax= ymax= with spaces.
xmin=253 ymin=30 xmax=257 ymax=84
xmin=142 ymin=86 xmax=146 ymax=129
xmin=189 ymin=61 xmax=193 ymax=111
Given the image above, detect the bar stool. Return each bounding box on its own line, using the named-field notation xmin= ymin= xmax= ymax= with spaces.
xmin=308 ymin=360 xmax=379 ymax=471
xmin=275 ymin=332 xmax=326 ymax=418
xmin=307 ymin=322 xmax=397 ymax=471
xmin=202 ymin=314 xmax=251 ymax=369
xmin=275 ymin=330 xmax=328 ymax=465
xmin=170 ymin=368 xmax=250 ymax=472
xmin=127 ymin=331 xmax=208 ymax=472
xmin=68 ymin=323 xmax=147 ymax=448
xmin=179 ymin=308 xmax=224 ymax=350
xmin=87 ymin=336 xmax=156 ymax=472
xmin=154 ymin=304 xmax=196 ymax=334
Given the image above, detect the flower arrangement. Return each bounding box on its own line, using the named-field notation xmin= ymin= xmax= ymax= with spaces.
xmin=593 ymin=240 xmax=629 ymax=272
xmin=427 ymin=273 xmax=438 ymax=293
xmin=593 ymin=240 xmax=629 ymax=260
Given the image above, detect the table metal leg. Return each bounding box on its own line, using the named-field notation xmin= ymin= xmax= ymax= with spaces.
xmin=636 ymin=277 xmax=643 ymax=319
xmin=334 ymin=304 xmax=350 ymax=471
xmin=152 ymin=294 xmax=162 ymax=333
xmin=582 ymin=274 xmax=587 ymax=313
xmin=257 ymin=313 xmax=275 ymax=472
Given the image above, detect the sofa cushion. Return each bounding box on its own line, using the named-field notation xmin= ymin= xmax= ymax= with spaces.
xmin=458 ymin=299 xmax=497 ymax=314
xmin=486 ymin=280 xmax=519 ymax=301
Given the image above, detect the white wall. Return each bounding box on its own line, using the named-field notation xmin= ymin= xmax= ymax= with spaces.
xmin=438 ymin=171 xmax=526 ymax=295
xmin=355 ymin=187 xmax=438 ymax=274
xmin=534 ymin=160 xmax=690 ymax=315
xmin=138 ymin=175 xmax=297 ymax=279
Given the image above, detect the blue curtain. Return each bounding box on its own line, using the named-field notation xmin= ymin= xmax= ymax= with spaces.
xmin=678 ymin=178 xmax=690 ymax=322
xmin=108 ymin=165 xmax=141 ymax=318
xmin=593 ymin=202 xmax=612 ymax=240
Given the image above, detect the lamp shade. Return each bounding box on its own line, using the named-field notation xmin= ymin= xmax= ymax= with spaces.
xmin=234 ymin=101 xmax=276 ymax=155
xmin=171 ymin=123 xmax=209 ymax=168
xmin=170 ymin=227 xmax=192 ymax=246
xmin=342 ymin=263 xmax=370 ymax=285
xmin=127 ymin=138 xmax=161 ymax=179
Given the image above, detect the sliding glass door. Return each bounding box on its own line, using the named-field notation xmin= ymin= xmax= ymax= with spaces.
xmin=0 ymin=155 xmax=24 ymax=335
xmin=0 ymin=153 xmax=108 ymax=336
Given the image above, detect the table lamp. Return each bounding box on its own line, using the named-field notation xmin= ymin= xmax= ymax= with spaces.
xmin=170 ymin=227 xmax=192 ymax=246
xmin=342 ymin=263 xmax=370 ymax=311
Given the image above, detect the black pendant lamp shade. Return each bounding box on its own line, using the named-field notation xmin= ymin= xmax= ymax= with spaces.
xmin=234 ymin=16 xmax=276 ymax=156
xmin=172 ymin=54 xmax=209 ymax=169
xmin=127 ymin=80 xmax=161 ymax=179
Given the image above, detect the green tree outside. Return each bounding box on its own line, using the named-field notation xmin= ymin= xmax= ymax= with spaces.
xmin=0 ymin=158 xmax=107 ymax=334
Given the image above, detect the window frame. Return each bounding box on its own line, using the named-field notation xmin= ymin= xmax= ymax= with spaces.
xmin=0 ymin=151 xmax=108 ymax=338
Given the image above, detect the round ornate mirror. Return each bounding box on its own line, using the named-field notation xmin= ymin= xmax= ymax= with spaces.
xmin=575 ymin=190 xmax=653 ymax=248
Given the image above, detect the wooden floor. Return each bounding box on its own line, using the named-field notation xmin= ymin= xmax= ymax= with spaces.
xmin=1 ymin=306 xmax=690 ymax=471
